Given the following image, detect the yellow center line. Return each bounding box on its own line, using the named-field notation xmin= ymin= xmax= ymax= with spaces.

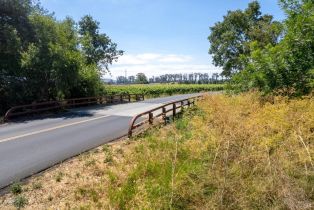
xmin=0 ymin=115 xmax=111 ymax=143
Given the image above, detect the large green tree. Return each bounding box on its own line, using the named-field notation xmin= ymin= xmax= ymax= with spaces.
xmin=208 ymin=1 xmax=282 ymax=77
xmin=78 ymin=15 xmax=123 ymax=72
xmin=21 ymin=14 xmax=82 ymax=100
xmin=0 ymin=0 xmax=35 ymax=112
xmin=135 ymin=73 xmax=148 ymax=84
xmin=229 ymin=0 xmax=314 ymax=95
xmin=0 ymin=0 xmax=123 ymax=114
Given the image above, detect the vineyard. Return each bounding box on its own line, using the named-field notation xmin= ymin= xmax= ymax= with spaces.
xmin=104 ymin=83 xmax=224 ymax=96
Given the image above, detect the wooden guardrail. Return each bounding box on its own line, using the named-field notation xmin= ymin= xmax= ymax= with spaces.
xmin=128 ymin=95 xmax=203 ymax=137
xmin=3 ymin=94 xmax=144 ymax=122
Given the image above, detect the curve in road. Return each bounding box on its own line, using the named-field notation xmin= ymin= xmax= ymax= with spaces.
xmin=0 ymin=93 xmax=203 ymax=189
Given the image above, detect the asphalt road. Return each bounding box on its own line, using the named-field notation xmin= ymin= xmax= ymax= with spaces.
xmin=0 ymin=93 xmax=203 ymax=189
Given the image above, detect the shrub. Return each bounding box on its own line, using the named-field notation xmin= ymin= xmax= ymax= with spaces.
xmin=13 ymin=195 xmax=28 ymax=209
xmin=10 ymin=183 xmax=22 ymax=195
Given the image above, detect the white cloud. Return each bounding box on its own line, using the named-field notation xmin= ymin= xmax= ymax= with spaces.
xmin=106 ymin=53 xmax=222 ymax=79
xmin=158 ymin=54 xmax=192 ymax=63
xmin=115 ymin=53 xmax=193 ymax=65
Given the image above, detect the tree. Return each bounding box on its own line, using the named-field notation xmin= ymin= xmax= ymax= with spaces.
xmin=21 ymin=15 xmax=82 ymax=100
xmin=208 ymin=1 xmax=282 ymax=77
xmin=230 ymin=0 xmax=314 ymax=95
xmin=0 ymin=1 xmax=123 ymax=114
xmin=78 ymin=15 xmax=123 ymax=72
xmin=0 ymin=0 xmax=37 ymax=112
xmin=135 ymin=73 xmax=148 ymax=84
xmin=116 ymin=76 xmax=128 ymax=84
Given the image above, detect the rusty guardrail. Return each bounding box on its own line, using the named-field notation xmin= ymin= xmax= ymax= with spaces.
xmin=128 ymin=94 xmax=203 ymax=137
xmin=4 ymin=94 xmax=144 ymax=122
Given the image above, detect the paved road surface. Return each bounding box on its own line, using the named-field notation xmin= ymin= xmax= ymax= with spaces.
xmin=0 ymin=93 xmax=203 ymax=189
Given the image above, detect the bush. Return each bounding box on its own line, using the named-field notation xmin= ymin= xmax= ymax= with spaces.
xmin=13 ymin=195 xmax=28 ymax=209
xmin=10 ymin=183 xmax=22 ymax=195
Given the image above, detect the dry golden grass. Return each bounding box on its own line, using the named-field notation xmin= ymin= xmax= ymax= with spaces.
xmin=0 ymin=92 xmax=313 ymax=209
xmin=0 ymin=138 xmax=138 ymax=209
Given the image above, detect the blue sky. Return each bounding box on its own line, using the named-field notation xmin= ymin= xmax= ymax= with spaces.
xmin=41 ymin=0 xmax=285 ymax=79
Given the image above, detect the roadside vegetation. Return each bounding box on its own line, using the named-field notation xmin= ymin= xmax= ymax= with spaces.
xmin=1 ymin=0 xmax=313 ymax=209
xmin=104 ymin=83 xmax=224 ymax=97
xmin=0 ymin=0 xmax=123 ymax=115
xmin=209 ymin=0 xmax=314 ymax=96
xmin=1 ymin=93 xmax=313 ymax=209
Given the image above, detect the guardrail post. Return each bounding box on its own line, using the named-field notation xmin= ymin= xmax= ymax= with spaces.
xmin=187 ymin=100 xmax=191 ymax=107
xmin=149 ymin=112 xmax=153 ymax=124
xmin=128 ymin=129 xmax=132 ymax=138
xmin=162 ymin=107 xmax=167 ymax=125
xmin=173 ymin=103 xmax=176 ymax=119
xmin=128 ymin=94 xmax=131 ymax=102
xmin=120 ymin=95 xmax=123 ymax=102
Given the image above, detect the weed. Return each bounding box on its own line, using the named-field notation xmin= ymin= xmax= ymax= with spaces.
xmin=48 ymin=195 xmax=53 ymax=201
xmin=175 ymin=118 xmax=188 ymax=130
xmin=55 ymin=172 xmax=63 ymax=182
xmin=32 ymin=182 xmax=42 ymax=190
xmin=76 ymin=187 xmax=100 ymax=203
xmin=13 ymin=195 xmax=28 ymax=209
xmin=104 ymin=154 xmax=113 ymax=164
xmin=107 ymin=170 xmax=118 ymax=184
xmin=75 ymin=172 xmax=80 ymax=178
xmin=115 ymin=148 xmax=124 ymax=155
xmin=85 ymin=158 xmax=96 ymax=167
xmin=11 ymin=183 xmax=22 ymax=195
xmin=102 ymin=145 xmax=110 ymax=153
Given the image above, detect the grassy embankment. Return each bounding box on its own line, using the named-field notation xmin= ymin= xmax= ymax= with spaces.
xmin=1 ymin=92 xmax=313 ymax=209
xmin=104 ymin=83 xmax=224 ymax=97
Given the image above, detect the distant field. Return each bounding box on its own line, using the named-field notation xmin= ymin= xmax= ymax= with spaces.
xmin=104 ymin=83 xmax=224 ymax=96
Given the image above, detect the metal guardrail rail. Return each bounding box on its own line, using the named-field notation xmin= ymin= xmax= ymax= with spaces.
xmin=128 ymin=95 xmax=203 ymax=137
xmin=4 ymin=94 xmax=144 ymax=122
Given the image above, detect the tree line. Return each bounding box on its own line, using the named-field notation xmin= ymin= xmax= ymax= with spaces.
xmin=0 ymin=0 xmax=123 ymax=114
xmin=116 ymin=72 xmax=225 ymax=84
xmin=208 ymin=0 xmax=314 ymax=95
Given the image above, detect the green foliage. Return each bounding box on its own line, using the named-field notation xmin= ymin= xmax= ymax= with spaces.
xmin=229 ymin=0 xmax=314 ymax=95
xmin=135 ymin=73 xmax=148 ymax=84
xmin=13 ymin=195 xmax=28 ymax=209
xmin=11 ymin=182 xmax=23 ymax=195
xmin=208 ymin=1 xmax=282 ymax=77
xmin=104 ymin=84 xmax=224 ymax=96
xmin=0 ymin=1 xmax=122 ymax=115
xmin=78 ymin=15 xmax=123 ymax=71
xmin=20 ymin=14 xmax=81 ymax=100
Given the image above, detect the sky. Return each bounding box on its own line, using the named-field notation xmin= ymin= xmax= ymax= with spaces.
xmin=40 ymin=0 xmax=285 ymax=79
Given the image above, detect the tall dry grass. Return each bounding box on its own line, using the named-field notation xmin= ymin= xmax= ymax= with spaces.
xmin=0 ymin=92 xmax=313 ymax=209
xmin=107 ymin=92 xmax=314 ymax=209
